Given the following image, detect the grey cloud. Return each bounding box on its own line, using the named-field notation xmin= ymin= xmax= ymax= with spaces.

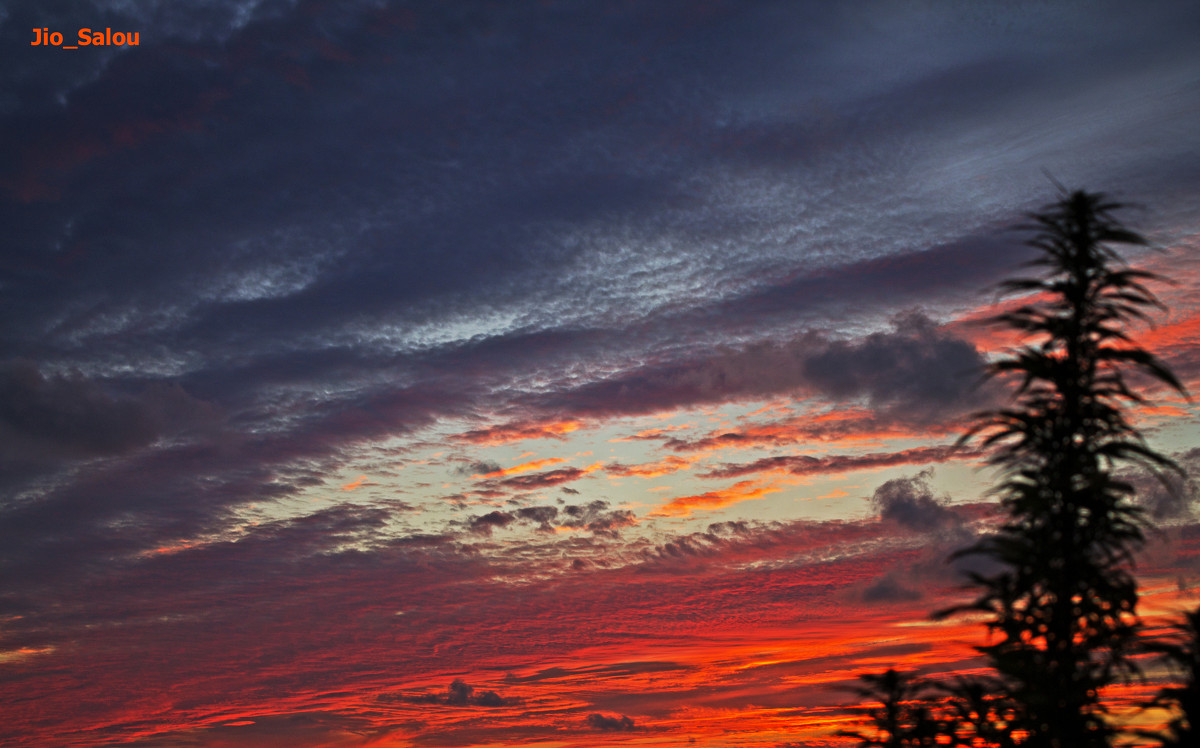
xmin=1129 ymin=447 xmax=1200 ymax=521
xmin=585 ymin=713 xmax=635 ymax=731
xmin=399 ymin=680 xmax=513 ymax=708
xmin=560 ymin=500 xmax=637 ymax=539
xmin=870 ymin=469 xmax=958 ymax=533
xmin=468 ymin=511 xmax=515 ymax=536
xmin=464 ymin=502 xmax=633 ymax=538
xmin=529 ymin=312 xmax=990 ymax=426
xmin=701 ymin=446 xmax=964 ymax=480
xmin=515 ymin=505 xmax=559 ymax=531
xmin=803 ymin=312 xmax=989 ymax=424
xmin=0 ymin=360 xmax=215 ymax=460
xmin=862 ymin=572 xmax=923 ymax=603
xmin=458 ymin=461 xmax=502 ymax=477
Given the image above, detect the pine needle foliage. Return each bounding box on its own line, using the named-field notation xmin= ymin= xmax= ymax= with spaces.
xmin=951 ymin=189 xmax=1185 ymax=747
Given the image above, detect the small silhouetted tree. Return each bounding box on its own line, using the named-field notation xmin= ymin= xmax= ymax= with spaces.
xmin=937 ymin=676 xmax=1018 ymax=748
xmin=838 ymin=669 xmax=944 ymax=748
xmin=1140 ymin=605 xmax=1200 ymax=746
xmin=949 ymin=189 xmax=1184 ymax=747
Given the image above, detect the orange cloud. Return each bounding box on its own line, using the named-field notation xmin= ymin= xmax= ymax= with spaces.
xmin=1138 ymin=310 xmax=1200 ymax=355
xmin=457 ymin=419 xmax=583 ymax=446
xmin=654 ymin=405 xmax=966 ymax=456
xmin=609 ymin=422 xmax=696 ymax=442
xmin=473 ymin=457 xmax=567 ymax=479
xmin=605 ymin=455 xmax=698 ymax=478
xmin=341 ymin=475 xmax=372 ymax=491
xmin=652 ymin=479 xmax=783 ymax=517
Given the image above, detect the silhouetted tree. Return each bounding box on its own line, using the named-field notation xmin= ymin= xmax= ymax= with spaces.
xmin=837 ymin=189 xmax=1185 ymax=748
xmin=838 ymin=669 xmax=945 ymax=747
xmin=950 ymin=189 xmax=1184 ymax=747
xmin=936 ymin=676 xmax=1019 ymax=748
xmin=1140 ymin=605 xmax=1200 ymax=746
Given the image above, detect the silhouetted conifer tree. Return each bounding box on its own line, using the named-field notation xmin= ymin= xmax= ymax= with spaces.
xmin=949 ymin=189 xmax=1184 ymax=747
xmin=838 ymin=189 xmax=1186 ymax=747
xmin=838 ymin=669 xmax=944 ymax=747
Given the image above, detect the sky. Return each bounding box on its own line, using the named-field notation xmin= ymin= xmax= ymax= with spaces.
xmin=3 ymin=1 xmax=1200 ymax=746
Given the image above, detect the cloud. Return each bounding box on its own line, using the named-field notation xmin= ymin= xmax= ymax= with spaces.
xmin=653 ymin=480 xmax=783 ymax=518
xmin=849 ymin=472 xmax=992 ymax=603
xmin=585 ymin=713 xmax=636 ymax=731
xmin=559 ymin=500 xmax=638 ymax=538
xmin=605 ymin=455 xmax=696 ymax=477
xmin=0 ymin=360 xmax=215 ymax=460
xmin=469 ymin=511 xmax=516 ymax=536
xmin=522 ymin=313 xmax=990 ymax=431
xmin=1113 ymin=445 xmax=1200 ymax=522
xmin=465 ymin=500 xmax=635 ymax=537
xmin=662 ymin=408 xmax=910 ymax=453
xmin=473 ymin=457 xmax=566 ymax=479
xmin=457 ymin=420 xmax=584 ymax=446
xmin=3 ymin=1 xmax=1199 ymax=745
xmin=401 ymin=680 xmax=513 ymax=708
xmin=870 ymin=469 xmax=958 ymax=533
xmin=340 ymin=475 xmax=373 ymax=491
xmin=700 ymin=446 xmax=967 ymax=480
xmin=801 ymin=312 xmax=990 ymax=424
xmin=495 ymin=463 xmax=602 ymax=491
xmin=457 ymin=460 xmax=502 ymax=477
xmin=861 ymin=572 xmax=924 ymax=603
xmin=515 ymin=505 xmax=559 ymax=532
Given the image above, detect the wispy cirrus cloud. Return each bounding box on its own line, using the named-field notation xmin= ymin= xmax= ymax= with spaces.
xmin=699 ymin=445 xmax=973 ymax=480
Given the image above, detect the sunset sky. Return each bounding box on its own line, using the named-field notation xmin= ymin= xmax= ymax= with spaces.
xmin=4 ymin=2 xmax=1200 ymax=746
